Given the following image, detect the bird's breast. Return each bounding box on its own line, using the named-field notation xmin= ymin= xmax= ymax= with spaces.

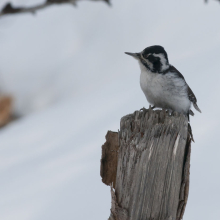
xmin=140 ymin=70 xmax=163 ymax=104
xmin=139 ymin=69 xmax=190 ymax=113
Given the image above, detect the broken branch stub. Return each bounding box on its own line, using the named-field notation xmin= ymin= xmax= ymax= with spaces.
xmin=101 ymin=109 xmax=192 ymax=220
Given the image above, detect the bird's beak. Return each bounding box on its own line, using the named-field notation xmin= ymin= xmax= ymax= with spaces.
xmin=125 ymin=52 xmax=140 ymax=59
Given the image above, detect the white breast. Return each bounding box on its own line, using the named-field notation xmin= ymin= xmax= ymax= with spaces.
xmin=139 ymin=62 xmax=191 ymax=114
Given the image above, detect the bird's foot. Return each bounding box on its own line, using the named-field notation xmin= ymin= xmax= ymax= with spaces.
xmin=140 ymin=105 xmax=155 ymax=112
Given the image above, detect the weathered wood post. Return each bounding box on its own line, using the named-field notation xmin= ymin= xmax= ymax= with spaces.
xmin=100 ymin=108 xmax=192 ymax=220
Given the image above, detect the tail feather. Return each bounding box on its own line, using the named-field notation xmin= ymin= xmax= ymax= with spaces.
xmin=193 ymin=103 xmax=202 ymax=113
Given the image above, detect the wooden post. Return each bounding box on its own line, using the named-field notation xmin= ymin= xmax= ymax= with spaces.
xmin=100 ymin=108 xmax=192 ymax=220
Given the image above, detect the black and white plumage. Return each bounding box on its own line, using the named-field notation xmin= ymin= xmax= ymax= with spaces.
xmin=125 ymin=45 xmax=201 ymax=118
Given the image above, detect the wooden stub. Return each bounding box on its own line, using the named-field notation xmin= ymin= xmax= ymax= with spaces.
xmin=101 ymin=109 xmax=192 ymax=220
xmin=0 ymin=96 xmax=13 ymax=127
xmin=100 ymin=131 xmax=119 ymax=189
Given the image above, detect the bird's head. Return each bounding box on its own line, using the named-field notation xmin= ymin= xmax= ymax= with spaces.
xmin=125 ymin=45 xmax=169 ymax=73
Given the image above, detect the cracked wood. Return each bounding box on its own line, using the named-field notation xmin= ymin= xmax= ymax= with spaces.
xmin=101 ymin=108 xmax=192 ymax=220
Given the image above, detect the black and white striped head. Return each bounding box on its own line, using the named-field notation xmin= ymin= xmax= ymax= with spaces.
xmin=125 ymin=45 xmax=169 ymax=73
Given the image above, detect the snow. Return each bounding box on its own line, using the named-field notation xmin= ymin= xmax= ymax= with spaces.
xmin=0 ymin=0 xmax=220 ymax=219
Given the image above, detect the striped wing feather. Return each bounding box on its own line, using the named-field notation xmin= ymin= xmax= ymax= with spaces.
xmin=167 ymin=65 xmax=201 ymax=113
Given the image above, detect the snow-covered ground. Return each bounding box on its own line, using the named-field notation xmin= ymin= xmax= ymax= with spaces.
xmin=0 ymin=0 xmax=220 ymax=219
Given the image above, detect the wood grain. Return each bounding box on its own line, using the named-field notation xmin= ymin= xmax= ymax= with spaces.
xmin=101 ymin=108 xmax=192 ymax=220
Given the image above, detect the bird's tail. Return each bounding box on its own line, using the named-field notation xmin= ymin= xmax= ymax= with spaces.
xmin=193 ymin=103 xmax=202 ymax=113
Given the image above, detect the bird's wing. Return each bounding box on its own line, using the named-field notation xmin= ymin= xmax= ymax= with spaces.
xmin=167 ymin=65 xmax=201 ymax=113
xmin=167 ymin=65 xmax=185 ymax=80
xmin=187 ymin=86 xmax=201 ymax=113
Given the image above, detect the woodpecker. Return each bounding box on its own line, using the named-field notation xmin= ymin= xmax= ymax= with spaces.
xmin=125 ymin=45 xmax=201 ymax=119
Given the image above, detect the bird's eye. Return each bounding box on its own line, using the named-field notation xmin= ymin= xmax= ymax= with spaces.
xmin=147 ymin=55 xmax=158 ymax=63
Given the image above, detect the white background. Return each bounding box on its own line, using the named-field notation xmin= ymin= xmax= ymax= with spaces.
xmin=0 ymin=0 xmax=219 ymax=219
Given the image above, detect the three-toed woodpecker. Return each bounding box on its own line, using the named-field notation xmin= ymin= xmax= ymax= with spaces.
xmin=125 ymin=45 xmax=201 ymax=118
